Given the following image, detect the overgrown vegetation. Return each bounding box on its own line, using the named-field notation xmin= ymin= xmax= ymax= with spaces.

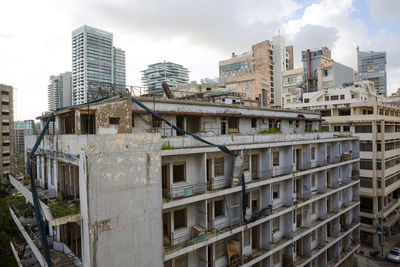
xmin=0 ymin=183 xmax=23 ymax=267
xmin=259 ymin=128 xmax=282 ymax=134
xmin=337 ymin=134 xmax=352 ymax=138
xmin=161 ymin=141 xmax=174 ymax=150
xmin=49 ymin=201 xmax=79 ymax=218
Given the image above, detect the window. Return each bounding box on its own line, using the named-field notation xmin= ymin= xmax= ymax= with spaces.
xmin=323 ymin=81 xmax=333 ymax=89
xmin=325 ymin=96 xmax=329 ymax=101
xmin=173 ymin=163 xmax=186 ymax=183
xmin=360 ymin=159 xmax=372 ymax=170
xmin=312 ymin=174 xmax=316 ymax=187
xmin=251 ymin=118 xmax=257 ymax=128
xmin=343 ymin=125 xmax=350 ymax=131
xmin=214 ymin=158 xmax=225 ymax=176
xmin=339 ymin=109 xmax=351 ymax=116
xmin=312 ymin=202 xmax=316 ymax=214
xmin=273 ymin=151 xmax=279 ymax=166
xmin=312 ymin=230 xmax=316 ymax=241
xmin=214 ymin=200 xmax=225 ymax=217
xmin=244 ymin=229 xmax=250 ymax=246
xmin=340 ymin=95 xmax=345 ymax=100
xmin=330 ymin=95 xmax=339 ymax=100
xmin=175 ymin=255 xmax=187 ymax=267
xmin=311 ymin=147 xmax=315 ymax=160
xmin=273 ymin=217 xmax=280 ymax=232
xmin=174 ymin=209 xmax=187 ymax=230
xmin=273 ymin=184 xmax=279 ymax=199
xmin=109 ymin=117 xmax=120 ymax=125
xmin=132 ymin=113 xmax=135 ymax=127
xmin=273 ymin=252 xmax=280 ymax=264
xmin=304 ymin=98 xmax=309 ymax=103
xmin=334 ymin=126 xmax=340 ymax=132
xmin=215 ymin=240 xmax=227 ymax=259
xmin=152 ymin=116 xmax=162 ymax=127
xmin=355 ymin=125 xmax=372 ymax=133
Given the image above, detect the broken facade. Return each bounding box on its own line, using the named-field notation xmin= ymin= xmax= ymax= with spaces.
xmin=12 ymin=96 xmax=360 ymax=266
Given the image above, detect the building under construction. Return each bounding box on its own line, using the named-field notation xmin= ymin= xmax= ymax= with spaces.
xmin=10 ymin=91 xmax=360 ymax=266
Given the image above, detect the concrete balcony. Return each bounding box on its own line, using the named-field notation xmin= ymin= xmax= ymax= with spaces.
xmin=2 ymin=126 xmax=10 ymax=133
xmin=379 ymin=199 xmax=400 ymax=218
xmin=9 ymin=205 xmax=81 ymax=267
xmin=9 ymin=175 xmax=80 ymax=226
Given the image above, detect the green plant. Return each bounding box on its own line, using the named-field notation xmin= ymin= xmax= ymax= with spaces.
xmin=161 ymin=141 xmax=174 ymax=150
xmin=23 ymin=176 xmax=30 ymax=186
xmin=259 ymin=128 xmax=282 ymax=134
xmin=49 ymin=201 xmax=79 ymax=218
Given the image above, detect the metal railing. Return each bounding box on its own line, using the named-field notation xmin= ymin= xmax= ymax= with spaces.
xmin=163 ymin=182 xmax=206 ymax=198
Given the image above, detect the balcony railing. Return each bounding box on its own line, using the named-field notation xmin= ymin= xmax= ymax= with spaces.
xmin=272 ymin=166 xmax=293 ymax=176
xmin=207 ymin=177 xmax=231 ymax=190
xmin=328 ymin=181 xmax=339 ymax=189
xmin=163 ymin=182 xmax=206 ymax=199
xmin=330 ymin=156 xmax=340 ymax=164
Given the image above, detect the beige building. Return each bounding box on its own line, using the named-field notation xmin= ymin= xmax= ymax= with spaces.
xmin=286 ymin=82 xmax=400 ymax=250
xmin=0 ymin=84 xmax=13 ymax=182
xmin=219 ymin=36 xmax=293 ymax=106
xmin=282 ymin=68 xmax=304 ymax=105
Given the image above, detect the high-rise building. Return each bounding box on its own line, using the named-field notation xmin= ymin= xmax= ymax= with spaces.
xmin=219 ymin=35 xmax=293 ymax=107
xmin=0 ymin=84 xmax=13 ymax=181
xmin=113 ymin=47 xmax=126 ymax=93
xmin=72 ymin=25 xmax=126 ymax=105
xmin=286 ymin=81 xmax=400 ymax=251
xmin=302 ymin=47 xmax=355 ymax=93
xmin=357 ymin=46 xmax=387 ymax=96
xmin=48 ymin=72 xmax=72 ymax=111
xmin=14 ymin=120 xmax=35 ymax=155
xmin=141 ymin=61 xmax=190 ymax=95
xmin=10 ymin=95 xmax=360 ymax=266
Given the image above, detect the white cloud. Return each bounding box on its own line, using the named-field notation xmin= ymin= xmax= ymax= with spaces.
xmin=367 ymin=0 xmax=400 ymax=23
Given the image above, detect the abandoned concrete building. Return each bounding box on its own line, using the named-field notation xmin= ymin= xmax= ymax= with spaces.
xmin=10 ymin=96 xmax=360 ymax=267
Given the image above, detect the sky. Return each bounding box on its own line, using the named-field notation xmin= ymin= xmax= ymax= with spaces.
xmin=1 ymin=0 xmax=400 ymax=120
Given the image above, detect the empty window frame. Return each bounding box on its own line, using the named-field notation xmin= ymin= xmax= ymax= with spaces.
xmin=273 ymin=184 xmax=280 ymax=199
xmin=251 ymin=118 xmax=257 ymax=128
xmin=272 ymin=151 xmax=279 ymax=166
xmin=214 ymin=157 xmax=225 ymax=177
xmin=109 ymin=117 xmax=120 ymax=125
xmin=172 ymin=163 xmax=186 ymax=183
xmin=273 ymin=217 xmax=280 ymax=232
xmin=311 ymin=147 xmax=315 ymax=160
xmin=214 ymin=200 xmax=225 ymax=217
xmin=174 ymin=209 xmax=187 ymax=230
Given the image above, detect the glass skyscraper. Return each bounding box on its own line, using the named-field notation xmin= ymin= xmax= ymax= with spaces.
xmin=72 ymin=25 xmax=126 ymax=105
xmin=357 ymin=46 xmax=387 ymax=96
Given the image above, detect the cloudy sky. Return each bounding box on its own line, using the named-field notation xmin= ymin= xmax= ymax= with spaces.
xmin=1 ymin=0 xmax=400 ymax=120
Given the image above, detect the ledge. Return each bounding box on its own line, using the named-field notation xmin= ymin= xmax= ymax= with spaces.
xmin=9 ymin=175 xmax=81 ymax=226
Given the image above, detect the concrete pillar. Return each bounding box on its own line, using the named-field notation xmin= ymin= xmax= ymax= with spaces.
xmin=53 ymin=159 xmax=58 ymax=195
xmin=55 ymin=115 xmax=61 ymax=134
xmin=47 ymin=157 xmax=52 ymax=189
xmin=40 ymin=156 xmax=45 ymax=188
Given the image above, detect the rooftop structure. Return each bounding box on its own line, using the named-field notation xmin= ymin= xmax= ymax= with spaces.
xmin=357 ymin=46 xmax=387 ymax=96
xmin=302 ymin=47 xmax=355 ymax=94
xmin=141 ymin=61 xmax=190 ymax=95
xmin=285 ymin=82 xmax=400 ymax=252
xmin=10 ymin=94 xmax=361 ymax=266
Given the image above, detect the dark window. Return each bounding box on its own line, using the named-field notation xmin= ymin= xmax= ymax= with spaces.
xmin=251 ymin=118 xmax=257 ymax=128
xmin=214 ymin=158 xmax=225 ymax=176
xmin=109 ymin=117 xmax=120 ymax=125
xmin=355 ymin=125 xmax=372 ymax=133
xmin=152 ymin=116 xmax=162 ymax=127
xmin=340 ymin=95 xmax=345 ymax=100
xmin=360 ymin=159 xmax=372 ymax=170
xmin=214 ymin=200 xmax=224 ymax=217
xmin=174 ymin=209 xmax=187 ymax=230
xmin=173 ymin=163 xmax=185 ymax=183
xmin=343 ymin=126 xmax=350 ymax=131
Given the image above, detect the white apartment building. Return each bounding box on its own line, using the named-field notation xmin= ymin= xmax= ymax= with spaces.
xmin=72 ymin=25 xmax=126 ymax=105
xmin=286 ymin=81 xmax=400 ymax=250
xmin=48 ymin=72 xmax=72 ymax=111
xmin=10 ymin=96 xmax=360 ymax=267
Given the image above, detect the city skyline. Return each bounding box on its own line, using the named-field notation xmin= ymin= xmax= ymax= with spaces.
xmin=0 ymin=0 xmax=400 ymax=120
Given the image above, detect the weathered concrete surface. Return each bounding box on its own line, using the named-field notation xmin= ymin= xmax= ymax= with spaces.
xmin=85 ymin=134 xmax=162 ymax=267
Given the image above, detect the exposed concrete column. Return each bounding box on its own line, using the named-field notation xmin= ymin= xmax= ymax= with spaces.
xmin=40 ymin=156 xmax=45 ymax=188
xmin=55 ymin=115 xmax=61 ymax=134
xmin=53 ymin=160 xmax=58 ymax=195
xmin=75 ymin=110 xmax=81 ymax=134
xmin=47 ymin=157 xmax=52 ymax=189
xmin=371 ymin=121 xmax=377 ymax=197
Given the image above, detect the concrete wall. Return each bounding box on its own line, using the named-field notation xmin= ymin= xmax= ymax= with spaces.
xmin=84 ymin=134 xmax=163 ymax=267
xmin=333 ymin=62 xmax=354 ymax=88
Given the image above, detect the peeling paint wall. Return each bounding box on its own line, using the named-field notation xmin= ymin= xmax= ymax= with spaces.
xmin=95 ymin=99 xmax=132 ymax=134
xmin=85 ymin=134 xmax=163 ymax=267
